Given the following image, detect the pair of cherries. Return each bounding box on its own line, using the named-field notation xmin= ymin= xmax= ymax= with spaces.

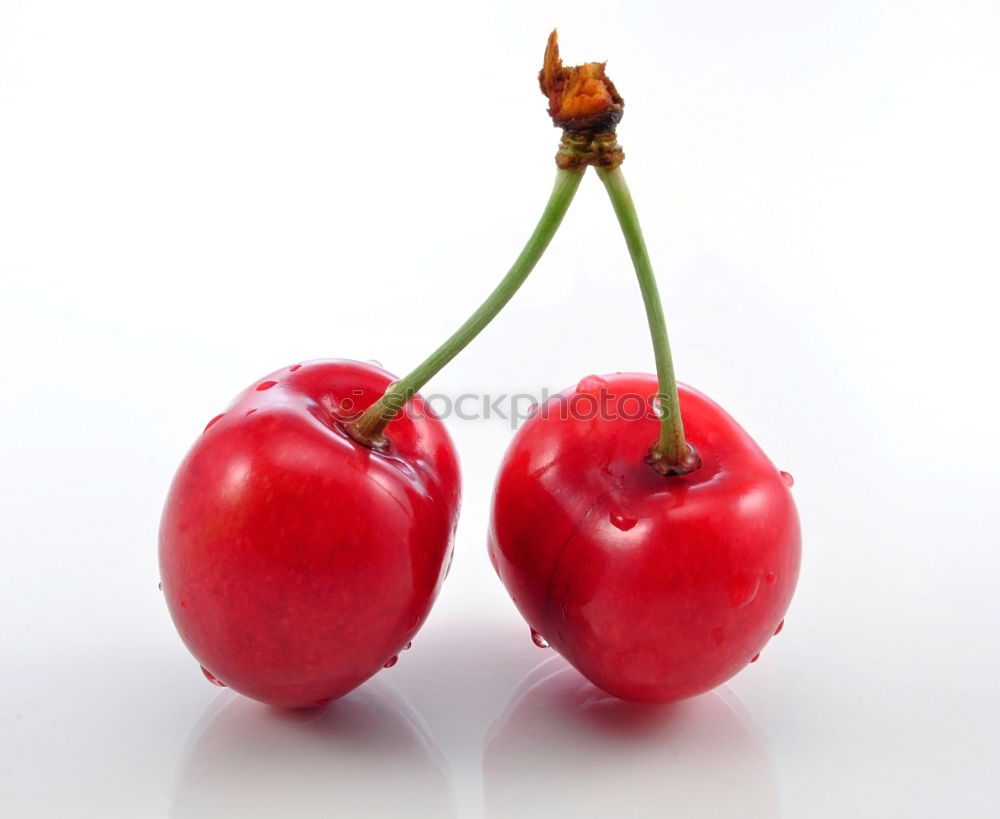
xmin=159 ymin=34 xmax=800 ymax=709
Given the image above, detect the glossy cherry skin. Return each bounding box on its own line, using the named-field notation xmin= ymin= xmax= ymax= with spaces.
xmin=160 ymin=359 xmax=460 ymax=708
xmin=489 ymin=373 xmax=800 ymax=703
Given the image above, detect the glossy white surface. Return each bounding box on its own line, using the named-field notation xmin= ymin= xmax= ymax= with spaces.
xmin=2 ymin=1 xmax=999 ymax=816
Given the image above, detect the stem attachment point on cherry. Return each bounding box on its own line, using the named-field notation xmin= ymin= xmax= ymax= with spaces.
xmin=645 ymin=442 xmax=701 ymax=477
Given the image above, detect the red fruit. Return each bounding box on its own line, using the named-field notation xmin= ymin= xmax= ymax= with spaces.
xmin=160 ymin=359 xmax=460 ymax=707
xmin=488 ymin=373 xmax=799 ymax=703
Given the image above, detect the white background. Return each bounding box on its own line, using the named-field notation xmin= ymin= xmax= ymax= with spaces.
xmin=2 ymin=1 xmax=999 ymax=816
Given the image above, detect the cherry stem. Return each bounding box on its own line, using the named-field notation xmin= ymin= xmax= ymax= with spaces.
xmin=596 ymin=165 xmax=699 ymax=475
xmin=349 ymin=168 xmax=584 ymax=445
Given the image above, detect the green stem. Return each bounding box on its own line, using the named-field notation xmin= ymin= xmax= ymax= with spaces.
xmin=350 ymin=167 xmax=584 ymax=445
xmin=596 ymin=165 xmax=699 ymax=475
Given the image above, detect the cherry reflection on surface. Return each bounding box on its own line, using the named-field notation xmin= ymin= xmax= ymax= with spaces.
xmin=171 ymin=679 xmax=455 ymax=819
xmin=485 ymin=657 xmax=779 ymax=818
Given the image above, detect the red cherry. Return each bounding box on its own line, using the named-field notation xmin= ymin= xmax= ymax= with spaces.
xmin=160 ymin=359 xmax=460 ymax=708
xmin=489 ymin=373 xmax=800 ymax=703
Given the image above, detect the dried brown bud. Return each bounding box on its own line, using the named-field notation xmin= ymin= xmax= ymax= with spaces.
xmin=539 ymin=30 xmax=624 ymax=134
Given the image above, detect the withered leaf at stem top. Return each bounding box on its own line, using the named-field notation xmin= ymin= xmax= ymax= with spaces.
xmin=539 ymin=29 xmax=624 ymax=134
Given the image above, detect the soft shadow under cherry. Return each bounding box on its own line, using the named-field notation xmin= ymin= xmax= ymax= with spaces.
xmin=170 ymin=679 xmax=455 ymax=819
xmin=484 ymin=656 xmax=779 ymax=818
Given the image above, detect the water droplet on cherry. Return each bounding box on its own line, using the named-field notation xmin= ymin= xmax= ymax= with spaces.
xmin=750 ymin=653 xmax=760 ymax=663
xmin=384 ymin=655 xmax=399 ymax=668
xmin=780 ymin=470 xmax=794 ymax=488
xmin=403 ymin=641 xmax=412 ymax=651
xmin=180 ymin=600 xmax=188 ymax=608
xmin=203 ymin=414 xmax=224 ymax=432
xmin=201 ymin=666 xmax=226 ymax=687
xmin=727 ymin=573 xmax=760 ymax=607
xmin=576 ymin=375 xmax=607 ymax=394
xmin=157 ymin=581 xmax=162 ymax=591
xmin=531 ymin=628 xmax=550 ymax=648
xmin=610 ymin=512 xmax=638 ymax=531
xmin=765 ymin=572 xmax=776 ymax=585
xmin=256 ymin=380 xmax=277 ymax=391
xmin=367 ymin=359 xmax=383 ymax=368
xmin=289 ymin=364 xmax=302 ymax=372
xmin=774 ymin=619 xmax=784 ymax=635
